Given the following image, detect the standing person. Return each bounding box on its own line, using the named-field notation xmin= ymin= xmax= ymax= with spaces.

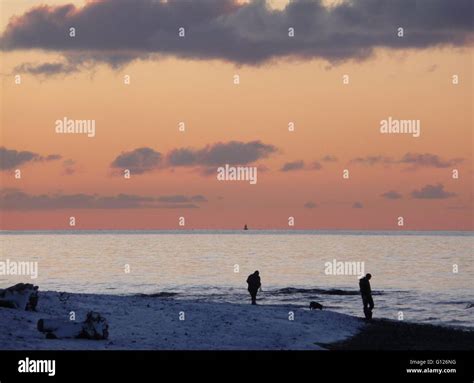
xmin=246 ymin=271 xmax=261 ymax=305
xmin=359 ymin=273 xmax=374 ymax=320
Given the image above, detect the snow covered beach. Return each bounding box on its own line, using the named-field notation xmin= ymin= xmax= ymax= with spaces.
xmin=2 ymin=290 xmax=473 ymax=350
xmin=0 ymin=290 xmax=363 ymax=350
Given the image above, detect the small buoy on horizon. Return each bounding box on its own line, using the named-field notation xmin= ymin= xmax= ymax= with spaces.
xmin=243 ymin=224 xmax=248 ymax=230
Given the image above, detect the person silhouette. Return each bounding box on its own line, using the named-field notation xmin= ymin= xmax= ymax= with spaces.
xmin=246 ymin=271 xmax=261 ymax=305
xmin=359 ymin=273 xmax=374 ymax=320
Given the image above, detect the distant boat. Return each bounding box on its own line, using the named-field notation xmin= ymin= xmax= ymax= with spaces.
xmin=243 ymin=224 xmax=248 ymax=230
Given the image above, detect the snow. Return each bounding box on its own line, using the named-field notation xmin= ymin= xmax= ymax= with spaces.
xmin=0 ymin=291 xmax=363 ymax=350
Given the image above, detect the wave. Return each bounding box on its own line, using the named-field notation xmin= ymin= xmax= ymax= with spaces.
xmin=435 ymin=301 xmax=474 ymax=307
xmin=133 ymin=292 xmax=178 ymax=298
xmin=270 ymin=287 xmax=384 ymax=296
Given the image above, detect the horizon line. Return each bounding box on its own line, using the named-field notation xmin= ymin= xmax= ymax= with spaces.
xmin=1 ymin=229 xmax=472 ymax=235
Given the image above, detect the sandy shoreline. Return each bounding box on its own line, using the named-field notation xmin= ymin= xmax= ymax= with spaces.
xmin=1 ymin=290 xmax=472 ymax=350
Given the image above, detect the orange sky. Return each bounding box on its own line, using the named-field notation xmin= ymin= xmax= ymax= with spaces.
xmin=0 ymin=0 xmax=472 ymax=230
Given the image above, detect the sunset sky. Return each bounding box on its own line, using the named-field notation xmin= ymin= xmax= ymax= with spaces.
xmin=0 ymin=0 xmax=472 ymax=230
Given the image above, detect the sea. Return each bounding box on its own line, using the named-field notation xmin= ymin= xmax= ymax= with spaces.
xmin=1 ymin=230 xmax=472 ymax=329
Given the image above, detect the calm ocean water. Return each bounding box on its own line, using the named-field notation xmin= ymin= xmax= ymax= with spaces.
xmin=1 ymin=230 xmax=473 ymax=329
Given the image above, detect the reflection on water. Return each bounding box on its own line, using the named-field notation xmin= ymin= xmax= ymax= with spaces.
xmin=1 ymin=231 xmax=473 ymax=328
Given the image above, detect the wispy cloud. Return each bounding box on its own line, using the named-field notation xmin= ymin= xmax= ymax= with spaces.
xmin=399 ymin=153 xmax=463 ymax=169
xmin=0 ymin=147 xmax=61 ymax=170
xmin=350 ymin=153 xmax=463 ymax=169
xmin=350 ymin=155 xmax=394 ymax=166
xmin=157 ymin=195 xmax=207 ymax=203
xmin=13 ymin=62 xmax=80 ymax=76
xmin=62 ymin=159 xmax=77 ymax=175
xmin=321 ymin=155 xmax=338 ymax=162
xmin=381 ymin=190 xmax=403 ymax=200
xmin=411 ymin=184 xmax=456 ymax=199
xmin=280 ymin=160 xmax=305 ymax=172
xmin=280 ymin=160 xmax=323 ymax=172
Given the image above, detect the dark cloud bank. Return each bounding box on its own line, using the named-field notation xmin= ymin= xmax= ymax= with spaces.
xmin=1 ymin=0 xmax=472 ymax=75
xmin=0 ymin=190 xmax=207 ymax=210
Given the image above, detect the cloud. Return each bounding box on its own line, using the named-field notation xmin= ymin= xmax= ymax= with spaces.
xmin=45 ymin=154 xmax=62 ymax=161
xmin=350 ymin=155 xmax=394 ymax=166
xmin=167 ymin=140 xmax=277 ymax=167
xmin=0 ymin=190 xmax=206 ymax=210
xmin=304 ymin=201 xmax=317 ymax=209
xmin=411 ymin=183 xmax=456 ymax=199
xmin=189 ymin=194 xmax=208 ymax=202
xmin=14 ymin=62 xmax=80 ymax=76
xmin=352 ymin=202 xmax=364 ymax=208
xmin=166 ymin=148 xmax=200 ymax=167
xmin=0 ymin=147 xmax=61 ymax=170
xmin=399 ymin=152 xmax=463 ymax=169
xmin=446 ymin=205 xmax=468 ymax=210
xmin=321 ymin=155 xmax=338 ymax=162
xmin=63 ymin=167 xmax=75 ymax=175
xmin=381 ymin=190 xmax=403 ymax=199
xmin=2 ymin=0 xmax=472 ymax=74
xmin=350 ymin=153 xmax=464 ymax=168
xmin=62 ymin=159 xmax=76 ymax=175
xmin=279 ymin=160 xmax=323 ymax=172
xmin=280 ymin=160 xmax=305 ymax=172
xmin=157 ymin=195 xmax=208 ymax=203
xmin=110 ymin=147 xmax=162 ymax=174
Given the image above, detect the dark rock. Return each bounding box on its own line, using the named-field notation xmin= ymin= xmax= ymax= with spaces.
xmin=309 ymin=301 xmax=323 ymax=310
xmin=0 ymin=283 xmax=39 ymax=311
xmin=38 ymin=311 xmax=109 ymax=340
